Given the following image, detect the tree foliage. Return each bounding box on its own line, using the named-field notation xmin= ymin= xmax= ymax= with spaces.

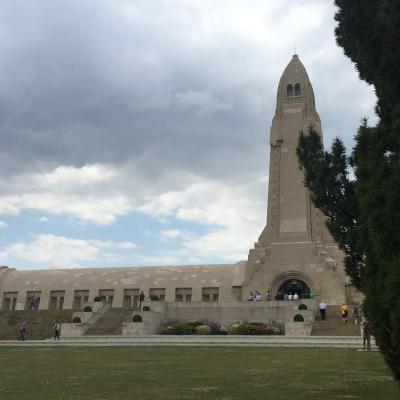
xmin=297 ymin=0 xmax=400 ymax=380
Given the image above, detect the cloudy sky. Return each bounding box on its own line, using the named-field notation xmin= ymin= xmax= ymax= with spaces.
xmin=0 ymin=0 xmax=376 ymax=269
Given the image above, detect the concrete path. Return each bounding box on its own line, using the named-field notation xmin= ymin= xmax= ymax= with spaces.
xmin=0 ymin=335 xmax=377 ymax=349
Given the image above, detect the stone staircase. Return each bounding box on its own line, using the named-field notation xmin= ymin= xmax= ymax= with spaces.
xmin=311 ymin=305 xmax=361 ymax=336
xmin=84 ymin=308 xmax=131 ymax=335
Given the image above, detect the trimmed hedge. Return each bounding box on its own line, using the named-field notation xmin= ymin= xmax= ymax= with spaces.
xmin=195 ymin=325 xmax=211 ymax=335
xmin=298 ymin=304 xmax=308 ymax=310
xmin=294 ymin=314 xmax=304 ymax=322
xmin=72 ymin=317 xmax=82 ymax=323
xmin=132 ymin=314 xmax=142 ymax=323
xmin=83 ymin=306 xmax=92 ymax=312
xmin=230 ymin=322 xmax=282 ymax=335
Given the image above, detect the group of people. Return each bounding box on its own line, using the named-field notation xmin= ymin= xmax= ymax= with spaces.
xmin=17 ymin=319 xmax=62 ymax=341
xmin=247 ymin=291 xmax=273 ymax=301
xmin=319 ymin=301 xmax=371 ymax=351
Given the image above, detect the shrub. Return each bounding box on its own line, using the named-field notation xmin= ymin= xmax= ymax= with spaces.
xmin=170 ymin=323 xmax=196 ymax=335
xmin=195 ymin=325 xmax=211 ymax=335
xmin=93 ymin=296 xmax=102 ymax=302
xmin=272 ymin=326 xmax=281 ymax=335
xmin=150 ymin=294 xmax=160 ymax=301
xmin=83 ymin=306 xmax=92 ymax=312
xmin=239 ymin=324 xmax=266 ymax=335
xmin=142 ymin=306 xmax=150 ymax=311
xmin=248 ymin=322 xmax=266 ymax=328
xmin=186 ymin=321 xmax=203 ymax=329
xmin=132 ymin=314 xmax=142 ymax=323
xmin=294 ymin=314 xmax=304 ymax=322
xmin=72 ymin=317 xmax=81 ymax=323
xmin=298 ymin=304 xmax=308 ymax=310
xmin=230 ymin=324 xmax=241 ymax=334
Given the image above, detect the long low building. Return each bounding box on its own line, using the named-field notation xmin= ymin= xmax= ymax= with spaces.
xmin=0 ymin=263 xmax=246 ymax=311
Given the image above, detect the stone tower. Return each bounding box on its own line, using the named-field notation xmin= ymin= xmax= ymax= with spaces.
xmin=244 ymin=55 xmax=349 ymax=304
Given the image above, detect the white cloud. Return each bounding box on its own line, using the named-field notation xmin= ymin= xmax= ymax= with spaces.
xmin=0 ymin=221 xmax=8 ymax=229
xmin=140 ymin=177 xmax=266 ymax=261
xmin=160 ymin=229 xmax=181 ymax=239
xmin=0 ymin=164 xmax=132 ymax=225
xmin=1 ymin=234 xmax=138 ymax=268
xmin=37 ymin=216 xmax=49 ymax=222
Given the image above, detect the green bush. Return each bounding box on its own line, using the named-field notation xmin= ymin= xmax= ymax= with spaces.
xmin=150 ymin=294 xmax=160 ymax=301
xmin=195 ymin=325 xmax=211 ymax=335
xmin=83 ymin=306 xmax=92 ymax=312
xmin=298 ymin=304 xmax=308 ymax=310
xmin=272 ymin=326 xmax=281 ymax=335
xmin=248 ymin=322 xmax=266 ymax=328
xmin=142 ymin=306 xmax=150 ymax=311
xmin=132 ymin=314 xmax=142 ymax=323
xmin=170 ymin=323 xmax=196 ymax=335
xmin=230 ymin=324 xmax=241 ymax=334
xmin=294 ymin=314 xmax=304 ymax=322
xmin=186 ymin=321 xmax=203 ymax=329
xmin=72 ymin=317 xmax=81 ymax=323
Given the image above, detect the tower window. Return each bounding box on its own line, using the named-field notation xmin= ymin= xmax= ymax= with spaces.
xmin=286 ymin=84 xmax=293 ymax=97
xmin=295 ymin=83 xmax=301 ymax=96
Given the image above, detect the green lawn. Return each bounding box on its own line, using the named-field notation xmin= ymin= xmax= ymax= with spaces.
xmin=0 ymin=347 xmax=398 ymax=400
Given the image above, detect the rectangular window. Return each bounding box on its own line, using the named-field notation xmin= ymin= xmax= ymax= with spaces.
xmin=175 ymin=294 xmax=183 ymax=302
xmin=123 ymin=289 xmax=140 ymax=309
xmin=202 ymin=287 xmax=219 ymax=302
xmin=2 ymin=292 xmax=18 ymax=311
xmin=175 ymin=288 xmax=192 ymax=303
xmin=98 ymin=289 xmax=114 ymax=305
xmin=149 ymin=288 xmax=166 ymax=301
xmin=49 ymin=291 xmax=66 ymax=310
xmin=51 ymin=297 xmax=58 ymax=310
xmin=202 ymin=293 xmax=210 ymax=302
xmin=73 ymin=290 xmax=90 ymax=311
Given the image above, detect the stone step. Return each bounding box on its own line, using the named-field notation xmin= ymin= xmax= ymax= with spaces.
xmin=312 ymin=305 xmax=361 ymax=336
xmin=84 ymin=308 xmax=131 ymax=335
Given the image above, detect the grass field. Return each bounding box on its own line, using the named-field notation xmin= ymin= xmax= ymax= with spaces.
xmin=0 ymin=347 xmax=398 ymax=400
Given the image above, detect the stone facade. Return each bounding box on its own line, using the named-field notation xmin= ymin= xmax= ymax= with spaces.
xmin=0 ymin=56 xmax=360 ymax=319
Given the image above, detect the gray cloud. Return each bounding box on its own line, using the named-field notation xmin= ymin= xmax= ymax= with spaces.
xmin=0 ymin=0 xmax=376 ymax=184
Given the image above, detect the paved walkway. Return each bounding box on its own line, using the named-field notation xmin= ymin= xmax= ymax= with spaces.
xmin=0 ymin=335 xmax=377 ymax=349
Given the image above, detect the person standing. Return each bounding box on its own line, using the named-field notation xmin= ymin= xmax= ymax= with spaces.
xmin=18 ymin=319 xmax=26 ymax=341
xmin=362 ymin=319 xmax=371 ymax=351
xmin=139 ymin=291 xmax=145 ymax=309
xmin=319 ymin=301 xmax=327 ymax=320
xmin=54 ymin=320 xmax=61 ymax=340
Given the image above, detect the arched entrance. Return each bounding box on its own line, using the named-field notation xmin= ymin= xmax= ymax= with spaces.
xmin=269 ymin=271 xmax=314 ymax=300
xmin=277 ymin=279 xmax=311 ymax=298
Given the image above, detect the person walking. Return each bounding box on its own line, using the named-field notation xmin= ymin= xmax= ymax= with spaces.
xmin=18 ymin=319 xmax=26 ymax=341
xmin=353 ymin=305 xmax=361 ymax=326
xmin=362 ymin=319 xmax=371 ymax=351
xmin=54 ymin=320 xmax=61 ymax=340
xmin=319 ymin=301 xmax=327 ymax=320
xmin=340 ymin=303 xmax=349 ymax=323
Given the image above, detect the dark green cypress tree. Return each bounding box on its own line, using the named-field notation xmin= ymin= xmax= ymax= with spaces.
xmin=297 ymin=0 xmax=400 ymax=379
